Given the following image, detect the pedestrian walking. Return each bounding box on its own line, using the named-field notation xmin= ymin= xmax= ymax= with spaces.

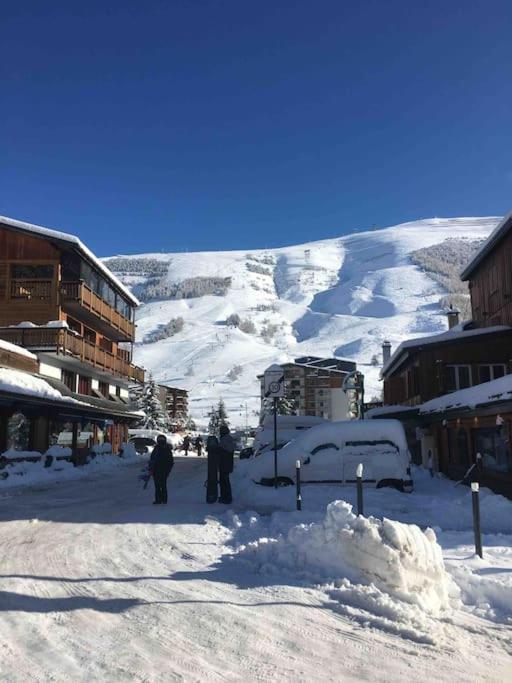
xmin=149 ymin=434 xmax=174 ymax=504
xmin=195 ymin=435 xmax=204 ymax=457
xmin=218 ymin=424 xmax=235 ymax=504
xmin=182 ymin=434 xmax=190 ymax=456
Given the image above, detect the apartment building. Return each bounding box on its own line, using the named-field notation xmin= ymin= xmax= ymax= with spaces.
xmin=259 ymin=356 xmax=357 ymax=420
xmin=0 ymin=215 xmax=144 ymax=453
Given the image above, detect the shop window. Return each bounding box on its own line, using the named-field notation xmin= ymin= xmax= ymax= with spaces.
xmin=446 ymin=365 xmax=472 ymax=391
xmin=478 ymin=364 xmax=506 ymax=384
xmin=7 ymin=412 xmax=30 ymax=451
xmin=457 ymin=428 xmax=470 ymax=468
xmin=473 ymin=427 xmax=511 ymax=473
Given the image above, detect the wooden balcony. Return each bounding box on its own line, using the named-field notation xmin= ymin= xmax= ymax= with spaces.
xmin=60 ymin=281 xmax=135 ymax=342
xmin=10 ymin=279 xmax=55 ymax=301
xmin=0 ymin=327 xmax=144 ymax=383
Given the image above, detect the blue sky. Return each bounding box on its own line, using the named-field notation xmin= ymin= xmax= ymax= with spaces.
xmin=1 ymin=1 xmax=511 ymax=255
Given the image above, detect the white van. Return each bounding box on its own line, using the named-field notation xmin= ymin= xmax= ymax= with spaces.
xmin=250 ymin=419 xmax=413 ymax=492
xmin=252 ymin=415 xmax=329 ymax=457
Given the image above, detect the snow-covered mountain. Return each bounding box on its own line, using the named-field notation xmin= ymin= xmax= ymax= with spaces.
xmin=104 ymin=217 xmax=498 ymax=427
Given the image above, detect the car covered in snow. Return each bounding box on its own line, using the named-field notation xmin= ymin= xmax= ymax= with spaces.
xmin=244 ymin=419 xmax=413 ymax=492
xmin=251 ymin=414 xmax=329 ymax=458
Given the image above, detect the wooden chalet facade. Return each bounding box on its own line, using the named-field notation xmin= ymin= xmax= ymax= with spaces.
xmin=377 ymin=213 xmax=512 ymax=495
xmin=0 ymin=216 xmax=145 ymax=455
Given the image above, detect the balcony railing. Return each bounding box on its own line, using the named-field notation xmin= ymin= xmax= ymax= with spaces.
xmin=0 ymin=327 xmax=144 ymax=384
xmin=10 ymin=279 xmax=55 ymax=301
xmin=60 ymin=281 xmax=135 ymax=340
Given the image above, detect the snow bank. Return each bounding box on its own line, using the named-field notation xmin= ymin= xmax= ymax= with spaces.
xmin=230 ymin=501 xmax=457 ymax=644
xmin=0 ymin=445 xmax=144 ymax=490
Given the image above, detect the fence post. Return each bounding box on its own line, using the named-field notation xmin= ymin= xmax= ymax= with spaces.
xmin=296 ymin=460 xmax=302 ymax=511
xmin=471 ymin=482 xmax=483 ymax=558
xmin=356 ymin=463 xmax=364 ymax=516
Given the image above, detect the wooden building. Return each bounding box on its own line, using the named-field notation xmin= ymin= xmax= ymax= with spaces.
xmin=461 ymin=211 xmax=512 ymax=327
xmin=157 ymin=384 xmax=189 ymax=430
xmin=0 ymin=215 xmax=144 ymax=455
xmin=382 ymin=326 xmax=512 ymax=406
xmin=377 ymin=213 xmax=512 ymax=495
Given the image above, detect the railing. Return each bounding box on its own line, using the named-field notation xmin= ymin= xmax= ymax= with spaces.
xmin=10 ymin=279 xmax=54 ymax=300
xmin=60 ymin=281 xmax=135 ymax=339
xmin=0 ymin=327 xmax=144 ymax=383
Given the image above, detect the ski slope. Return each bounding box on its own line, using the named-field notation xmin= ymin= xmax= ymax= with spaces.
xmin=105 ymin=217 xmax=498 ymax=426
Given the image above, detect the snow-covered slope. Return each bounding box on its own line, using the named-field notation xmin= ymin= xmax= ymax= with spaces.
xmin=104 ymin=217 xmax=498 ymax=427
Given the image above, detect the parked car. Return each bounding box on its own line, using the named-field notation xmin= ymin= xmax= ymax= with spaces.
xmin=129 ymin=436 xmax=156 ymax=454
xmin=248 ymin=419 xmax=413 ymax=492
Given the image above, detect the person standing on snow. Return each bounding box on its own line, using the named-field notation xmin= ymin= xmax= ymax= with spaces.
xmin=206 ymin=435 xmax=219 ymax=503
xmin=218 ymin=424 xmax=235 ymax=504
xmin=195 ymin=435 xmax=204 ymax=457
xmin=182 ymin=434 xmax=190 ymax=456
xmin=149 ymin=434 xmax=174 ymax=504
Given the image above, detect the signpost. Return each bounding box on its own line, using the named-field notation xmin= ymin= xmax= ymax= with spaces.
xmin=264 ymin=364 xmax=285 ymax=488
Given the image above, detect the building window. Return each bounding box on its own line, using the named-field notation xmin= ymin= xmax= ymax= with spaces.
xmin=473 ymin=426 xmax=511 ymax=473
xmin=446 ymin=365 xmax=472 ymax=391
xmin=62 ymin=369 xmax=76 ymax=391
xmin=99 ymin=381 xmax=109 ymax=397
xmin=77 ymin=375 xmax=91 ymax=395
xmin=10 ymin=264 xmax=54 ymax=279
xmin=7 ymin=412 xmax=30 ymax=451
xmin=478 ymin=364 xmax=506 ymax=384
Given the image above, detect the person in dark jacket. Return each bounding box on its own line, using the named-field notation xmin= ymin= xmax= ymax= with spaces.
xmin=195 ymin=435 xmax=204 ymax=457
xmin=182 ymin=434 xmax=190 ymax=456
xmin=149 ymin=434 xmax=174 ymax=504
xmin=206 ymin=435 xmax=219 ymax=503
xmin=218 ymin=424 xmax=235 ymax=504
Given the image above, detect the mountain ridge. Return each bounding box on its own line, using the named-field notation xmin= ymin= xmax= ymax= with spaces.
xmin=104 ymin=216 xmax=499 ymax=427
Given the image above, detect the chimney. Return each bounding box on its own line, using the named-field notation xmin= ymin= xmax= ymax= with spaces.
xmin=382 ymin=340 xmax=391 ymax=365
xmin=446 ymin=305 xmax=460 ymax=330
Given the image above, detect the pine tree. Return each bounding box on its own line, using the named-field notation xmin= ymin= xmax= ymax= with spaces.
xmin=140 ymin=375 xmax=168 ymax=431
xmin=217 ymin=398 xmax=229 ymax=429
xmin=208 ymin=399 xmax=230 ymax=436
xmin=260 ymin=390 xmax=297 ymax=423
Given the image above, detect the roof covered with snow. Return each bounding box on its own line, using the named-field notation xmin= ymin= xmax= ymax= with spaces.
xmin=0 ymin=215 xmax=139 ymax=306
xmin=419 ymin=373 xmax=512 ymax=415
xmin=460 ymin=210 xmax=512 ymax=280
xmin=0 ymin=339 xmax=37 ymax=361
xmin=382 ymin=325 xmax=512 ymax=378
xmin=0 ymin=367 xmax=77 ymax=403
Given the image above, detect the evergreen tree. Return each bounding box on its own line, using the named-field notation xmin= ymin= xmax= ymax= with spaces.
xmin=260 ymin=389 xmax=297 ymax=423
xmin=140 ymin=375 xmax=169 ymax=431
xmin=208 ymin=399 xmax=230 ymax=436
xmin=217 ymin=398 xmax=229 ymax=429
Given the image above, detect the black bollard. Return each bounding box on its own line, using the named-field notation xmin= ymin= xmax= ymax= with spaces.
xmin=471 ymin=482 xmax=483 ymax=559
xmin=296 ymin=460 xmax=302 ymax=511
xmin=356 ymin=463 xmax=364 ymax=516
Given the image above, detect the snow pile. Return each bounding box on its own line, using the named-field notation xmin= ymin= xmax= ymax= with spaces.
xmin=0 ymin=445 xmax=144 ymax=490
xmin=231 ymin=501 xmax=457 ymax=643
xmin=45 ymin=445 xmax=72 ymax=457
xmin=91 ymin=443 xmax=113 ymax=455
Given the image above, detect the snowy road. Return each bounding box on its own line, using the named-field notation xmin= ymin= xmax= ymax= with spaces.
xmin=0 ymin=458 xmax=511 ymax=682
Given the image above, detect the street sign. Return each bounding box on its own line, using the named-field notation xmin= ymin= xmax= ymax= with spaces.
xmin=264 ymin=364 xmax=285 ymax=398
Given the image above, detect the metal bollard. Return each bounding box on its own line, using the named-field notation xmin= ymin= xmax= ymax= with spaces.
xmin=356 ymin=463 xmax=364 ymax=516
xmin=471 ymin=482 xmax=483 ymax=559
xmin=296 ymin=460 xmax=302 ymax=511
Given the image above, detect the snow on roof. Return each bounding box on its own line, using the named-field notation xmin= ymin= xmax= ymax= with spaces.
xmin=0 ymin=339 xmax=37 ymax=361
xmin=0 ymin=215 xmax=139 ymax=306
xmin=0 ymin=367 xmax=77 ymax=403
xmin=419 ymin=373 xmax=512 ymax=415
xmin=365 ymin=404 xmax=417 ymax=418
xmin=461 ymin=210 xmax=512 ymax=280
xmin=382 ymin=325 xmax=512 ymax=377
